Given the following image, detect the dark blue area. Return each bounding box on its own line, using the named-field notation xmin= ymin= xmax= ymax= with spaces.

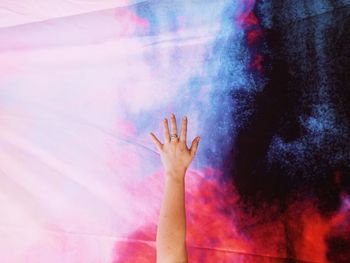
xmin=225 ymin=0 xmax=350 ymax=261
xmin=231 ymin=0 xmax=350 ymax=209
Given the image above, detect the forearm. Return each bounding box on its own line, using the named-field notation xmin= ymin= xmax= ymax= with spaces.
xmin=156 ymin=171 xmax=188 ymax=262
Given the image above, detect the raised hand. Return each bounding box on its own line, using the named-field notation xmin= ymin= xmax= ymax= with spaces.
xmin=149 ymin=113 xmax=200 ymax=181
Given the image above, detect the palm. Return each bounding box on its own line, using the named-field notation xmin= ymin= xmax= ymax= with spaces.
xmin=161 ymin=143 xmax=192 ymax=172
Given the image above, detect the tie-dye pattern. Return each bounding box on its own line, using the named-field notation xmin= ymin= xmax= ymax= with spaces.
xmin=0 ymin=1 xmax=349 ymax=262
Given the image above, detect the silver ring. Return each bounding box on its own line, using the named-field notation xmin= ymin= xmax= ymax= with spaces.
xmin=170 ymin=134 xmax=178 ymax=139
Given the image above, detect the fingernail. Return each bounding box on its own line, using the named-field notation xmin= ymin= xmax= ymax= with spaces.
xmin=197 ymin=137 xmax=201 ymax=141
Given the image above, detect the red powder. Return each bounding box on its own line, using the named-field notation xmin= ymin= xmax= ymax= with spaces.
xmin=111 ymin=167 xmax=348 ymax=262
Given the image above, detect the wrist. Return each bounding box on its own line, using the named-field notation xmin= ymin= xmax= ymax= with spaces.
xmin=165 ymin=170 xmax=186 ymax=182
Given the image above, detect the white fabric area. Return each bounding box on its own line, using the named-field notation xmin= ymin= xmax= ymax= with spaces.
xmin=0 ymin=1 xmax=147 ymax=28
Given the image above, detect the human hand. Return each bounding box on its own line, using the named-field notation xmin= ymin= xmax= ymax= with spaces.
xmin=149 ymin=113 xmax=200 ymax=181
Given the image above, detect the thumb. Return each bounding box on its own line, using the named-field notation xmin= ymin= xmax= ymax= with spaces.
xmin=190 ymin=136 xmax=200 ymax=157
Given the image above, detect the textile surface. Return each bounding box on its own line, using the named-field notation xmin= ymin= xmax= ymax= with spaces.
xmin=0 ymin=1 xmax=349 ymax=262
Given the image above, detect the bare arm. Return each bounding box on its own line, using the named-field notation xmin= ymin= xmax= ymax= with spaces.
xmin=157 ymin=173 xmax=187 ymax=263
xmin=149 ymin=113 xmax=200 ymax=263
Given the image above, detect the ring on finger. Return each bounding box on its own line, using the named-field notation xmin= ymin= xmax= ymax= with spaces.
xmin=170 ymin=133 xmax=178 ymax=140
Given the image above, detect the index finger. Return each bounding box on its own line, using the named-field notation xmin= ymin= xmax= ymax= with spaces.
xmin=180 ymin=116 xmax=187 ymax=144
xmin=163 ymin=118 xmax=171 ymax=143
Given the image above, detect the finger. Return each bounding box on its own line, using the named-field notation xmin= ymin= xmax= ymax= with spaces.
xmin=149 ymin=132 xmax=163 ymax=151
xmin=190 ymin=136 xmax=200 ymax=158
xmin=180 ymin=116 xmax=187 ymax=144
xmin=163 ymin=118 xmax=171 ymax=143
xmin=170 ymin=113 xmax=178 ymax=140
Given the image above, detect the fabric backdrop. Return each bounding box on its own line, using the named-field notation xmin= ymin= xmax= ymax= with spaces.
xmin=0 ymin=1 xmax=349 ymax=262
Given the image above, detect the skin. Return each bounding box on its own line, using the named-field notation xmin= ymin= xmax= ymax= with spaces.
xmin=149 ymin=113 xmax=200 ymax=263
